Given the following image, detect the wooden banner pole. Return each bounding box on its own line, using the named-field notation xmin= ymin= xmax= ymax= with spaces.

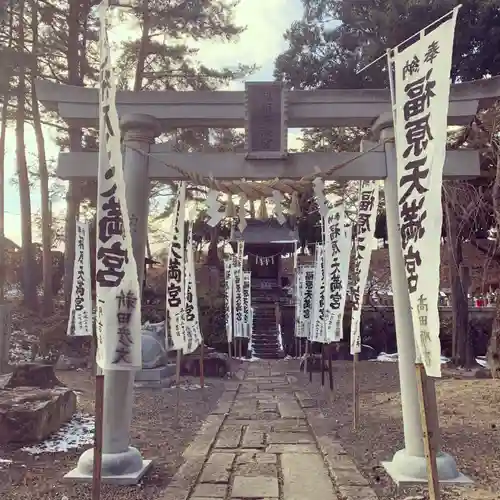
xmin=91 ymin=372 xmax=105 ymax=500
xmin=175 ymin=349 xmax=182 ymax=425
xmin=321 ymin=344 xmax=325 ymax=387
xmin=328 ymin=344 xmax=334 ymax=392
xmin=309 ymin=341 xmax=313 ymax=383
xmin=416 ymin=363 xmax=441 ymax=500
xmin=353 ymin=353 xmax=360 ymax=430
xmin=199 ymin=342 xmax=205 ymax=389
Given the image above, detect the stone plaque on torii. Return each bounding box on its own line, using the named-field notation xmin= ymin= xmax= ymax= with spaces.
xmin=36 ymin=76 xmax=500 ymax=486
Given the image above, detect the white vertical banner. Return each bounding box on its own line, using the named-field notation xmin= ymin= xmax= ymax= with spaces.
xmin=67 ymin=221 xmax=93 ymax=337
xmin=311 ymin=244 xmax=326 ymax=343
xmin=233 ymin=242 xmax=245 ymax=338
xmin=294 ymin=266 xmax=304 ymax=338
xmin=166 ymin=182 xmax=187 ymax=351
xmin=389 ymin=8 xmax=458 ymax=377
xmin=350 ymin=182 xmax=379 ymax=354
xmin=95 ymin=2 xmax=142 ymax=370
xmin=324 ymin=205 xmax=347 ymax=342
xmin=243 ymin=271 xmax=252 ymax=338
xmin=224 ymin=259 xmax=233 ymax=343
xmin=335 ymin=225 xmax=352 ymax=341
xmin=184 ymin=221 xmax=202 ymax=354
xmin=302 ymin=266 xmax=315 ymax=339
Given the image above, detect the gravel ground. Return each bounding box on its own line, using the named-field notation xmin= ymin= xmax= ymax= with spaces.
xmin=290 ymin=360 xmax=500 ymax=500
xmin=0 ymin=368 xmax=226 ymax=500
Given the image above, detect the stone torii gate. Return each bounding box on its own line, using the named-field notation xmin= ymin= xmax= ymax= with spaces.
xmin=36 ymin=77 xmax=500 ymax=485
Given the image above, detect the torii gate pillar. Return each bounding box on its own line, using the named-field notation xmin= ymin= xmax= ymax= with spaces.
xmin=373 ymin=115 xmax=471 ymax=486
xmin=65 ymin=114 xmax=160 ymax=484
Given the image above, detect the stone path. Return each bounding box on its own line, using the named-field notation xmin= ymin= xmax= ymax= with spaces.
xmin=160 ymin=361 xmax=378 ymax=500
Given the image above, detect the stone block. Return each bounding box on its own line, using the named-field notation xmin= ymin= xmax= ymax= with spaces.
xmin=0 ymin=386 xmax=76 ymax=444
xmin=192 ymin=483 xmax=228 ymax=497
xmin=200 ymin=463 xmax=231 ymax=483
xmin=267 ymin=432 xmax=313 ymax=444
xmin=236 ymin=452 xmax=277 ymax=465
xmin=231 ymin=476 xmax=279 ymax=498
xmin=214 ymin=430 xmax=241 ymax=449
xmin=241 ymin=430 xmax=265 ymax=448
xmin=135 ymin=364 xmax=175 ymax=385
xmin=281 ymin=452 xmax=336 ymax=500
xmin=0 ymin=363 xmax=63 ymax=389
xmin=266 ymin=444 xmax=318 ymax=454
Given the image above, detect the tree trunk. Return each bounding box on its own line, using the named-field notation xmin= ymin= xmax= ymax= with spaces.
xmin=16 ymin=0 xmax=37 ymax=310
xmin=205 ymin=226 xmax=220 ymax=266
xmin=249 ymin=200 xmax=255 ymax=218
xmin=445 ymin=199 xmax=469 ymax=365
xmin=488 ymin=145 xmax=500 ymax=377
xmin=0 ymin=4 xmax=14 ymax=304
xmin=31 ymin=0 xmax=53 ymax=315
xmin=63 ymin=0 xmax=84 ymax=310
xmin=0 ymin=101 xmax=7 ymax=303
xmin=133 ymin=0 xmax=150 ymax=92
xmin=458 ymin=264 xmax=474 ymax=368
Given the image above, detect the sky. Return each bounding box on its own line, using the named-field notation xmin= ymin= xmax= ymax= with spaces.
xmin=3 ymin=0 xmax=305 ymax=247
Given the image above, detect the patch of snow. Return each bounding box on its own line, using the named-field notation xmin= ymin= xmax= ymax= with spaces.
xmin=374 ymin=352 xmax=450 ymax=364
xmin=0 ymin=458 xmax=13 ymax=468
xmin=168 ymin=382 xmax=203 ymax=390
xmin=476 ymin=356 xmax=489 ymax=368
xmin=22 ymin=413 xmax=94 ymax=455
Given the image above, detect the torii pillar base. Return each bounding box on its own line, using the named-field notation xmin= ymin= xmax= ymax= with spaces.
xmin=382 ymin=450 xmax=472 ymax=487
xmin=64 ymin=448 xmax=152 ymax=485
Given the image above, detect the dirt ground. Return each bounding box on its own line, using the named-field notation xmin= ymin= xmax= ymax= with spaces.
xmin=0 ymin=368 xmax=226 ymax=500
xmin=292 ymin=360 xmax=500 ymax=500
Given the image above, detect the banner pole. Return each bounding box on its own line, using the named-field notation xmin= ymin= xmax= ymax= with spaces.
xmin=353 ymin=353 xmax=360 ymax=430
xmin=175 ymin=349 xmax=182 ymax=426
xmin=416 ymin=363 xmax=441 ymax=500
xmin=199 ymin=342 xmax=205 ymax=389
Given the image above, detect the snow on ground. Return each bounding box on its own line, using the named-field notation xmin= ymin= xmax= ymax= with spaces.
xmin=22 ymin=413 xmax=94 ymax=455
xmin=0 ymin=458 xmax=13 ymax=468
xmin=375 ymin=352 xmax=489 ymax=367
xmin=235 ymin=356 xmax=261 ymax=362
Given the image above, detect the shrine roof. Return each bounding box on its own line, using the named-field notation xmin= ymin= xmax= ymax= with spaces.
xmin=232 ymin=219 xmax=298 ymax=246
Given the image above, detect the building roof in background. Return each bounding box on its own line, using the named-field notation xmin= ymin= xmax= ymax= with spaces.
xmin=2 ymin=236 xmax=20 ymax=251
xmin=232 ymin=219 xmax=298 ymax=245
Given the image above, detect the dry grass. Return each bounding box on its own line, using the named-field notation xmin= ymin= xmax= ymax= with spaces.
xmin=0 ymin=369 xmax=226 ymax=500
xmin=292 ymin=360 xmax=500 ymax=500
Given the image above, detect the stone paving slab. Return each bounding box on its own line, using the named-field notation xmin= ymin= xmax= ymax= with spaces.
xmin=158 ymin=361 xmax=378 ymax=500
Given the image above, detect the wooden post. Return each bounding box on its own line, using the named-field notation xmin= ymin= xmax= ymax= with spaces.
xmin=92 ymin=373 xmax=105 ymax=500
xmin=0 ymin=304 xmax=11 ymax=374
xmin=321 ymin=344 xmax=325 ymax=387
xmin=328 ymin=344 xmax=334 ymax=392
xmin=309 ymin=341 xmax=313 ymax=382
xmin=199 ymin=342 xmax=205 ymax=389
xmin=416 ymin=363 xmax=440 ymax=500
xmin=175 ymin=350 xmax=182 ymax=425
xmin=353 ymin=353 xmax=360 ymax=430
xmin=238 ymin=337 xmax=243 ymax=359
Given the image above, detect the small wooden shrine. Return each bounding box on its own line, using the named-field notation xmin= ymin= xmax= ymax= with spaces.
xmin=231 ymin=219 xmax=298 ymax=358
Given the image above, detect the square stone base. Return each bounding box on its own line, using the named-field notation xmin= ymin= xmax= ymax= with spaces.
xmin=382 ymin=461 xmax=474 ymax=487
xmin=64 ymin=460 xmax=153 ymax=485
xmin=135 ymin=365 xmax=175 ymax=386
